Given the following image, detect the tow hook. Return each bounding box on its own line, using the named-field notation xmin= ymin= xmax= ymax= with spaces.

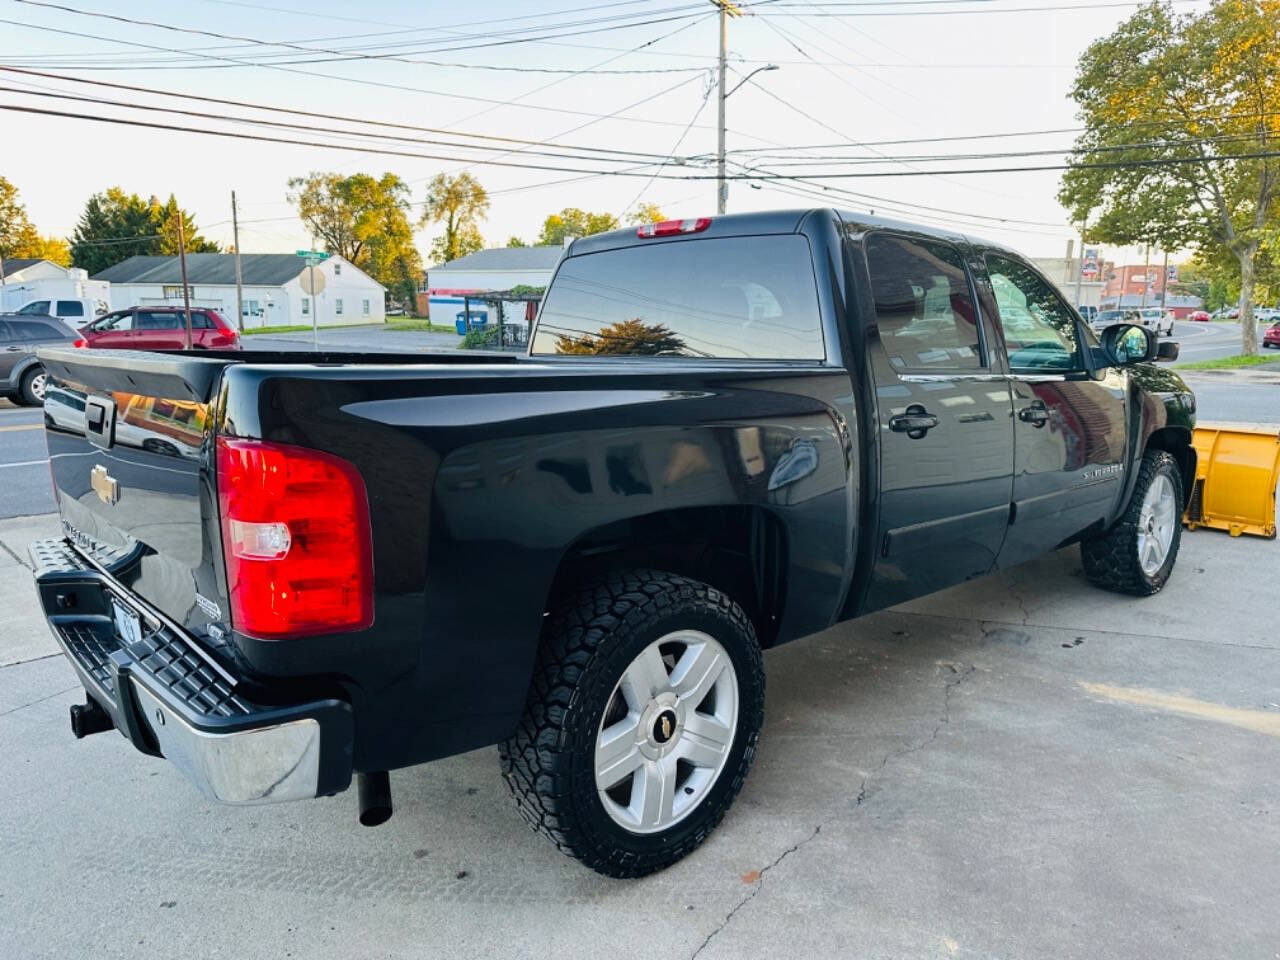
xmin=69 ymin=698 xmax=114 ymax=739
xmin=357 ymin=771 xmax=393 ymax=826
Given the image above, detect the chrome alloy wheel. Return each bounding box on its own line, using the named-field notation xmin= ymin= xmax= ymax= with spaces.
xmin=1137 ymin=472 xmax=1178 ymax=576
xmin=29 ymin=370 xmax=47 ymax=403
xmin=594 ymin=630 xmax=739 ymax=834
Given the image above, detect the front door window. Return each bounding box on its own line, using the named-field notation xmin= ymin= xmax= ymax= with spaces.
xmin=984 ymin=255 xmax=1081 ymax=373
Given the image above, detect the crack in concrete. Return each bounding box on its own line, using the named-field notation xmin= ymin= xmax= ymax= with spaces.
xmin=0 ymin=684 xmax=78 ymax=718
xmin=690 ymin=663 xmax=975 ymax=960
xmin=903 ymin=608 xmax=1280 ymax=653
xmin=1005 ymin=578 xmax=1033 ymax=625
xmin=0 ymin=538 xmax=32 ymax=572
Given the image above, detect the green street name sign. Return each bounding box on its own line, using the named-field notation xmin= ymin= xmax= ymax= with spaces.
xmin=296 ymin=249 xmax=331 ymax=261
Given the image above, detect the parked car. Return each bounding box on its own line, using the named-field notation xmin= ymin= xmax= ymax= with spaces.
xmin=0 ymin=315 xmax=83 ymax=404
xmin=29 ymin=209 xmax=1196 ymax=878
xmin=8 ymin=297 xmax=106 ymax=329
xmin=1255 ymin=307 xmax=1280 ymax=323
xmin=81 ymin=306 xmax=241 ymax=350
xmin=1092 ymin=308 xmax=1131 ymax=331
xmin=1077 ymin=305 xmax=1097 ymax=322
xmin=1188 ymin=310 xmax=1210 ymax=322
xmin=1263 ymin=322 xmax=1280 ymax=348
xmin=1134 ymin=306 xmax=1176 ymax=336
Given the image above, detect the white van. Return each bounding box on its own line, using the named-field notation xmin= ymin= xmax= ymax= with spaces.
xmin=5 ymin=297 xmax=106 ymax=328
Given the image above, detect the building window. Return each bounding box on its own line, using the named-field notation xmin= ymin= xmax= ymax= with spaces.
xmin=302 ymin=299 xmax=310 ymax=316
xmin=362 ymin=299 xmax=370 ymax=316
xmin=333 ymin=262 xmax=342 ymax=276
xmin=242 ymin=299 xmax=261 ymax=317
xmin=335 ymin=298 xmax=344 ymax=316
xmin=162 ymin=284 xmax=192 ymax=300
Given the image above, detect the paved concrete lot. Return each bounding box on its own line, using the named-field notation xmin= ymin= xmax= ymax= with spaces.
xmin=1 ymin=512 xmax=1277 ymax=959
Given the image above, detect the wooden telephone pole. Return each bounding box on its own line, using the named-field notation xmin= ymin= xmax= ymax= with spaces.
xmin=177 ymin=216 xmax=193 ymax=350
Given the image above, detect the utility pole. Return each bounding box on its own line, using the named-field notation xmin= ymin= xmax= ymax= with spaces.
xmin=177 ymin=215 xmax=193 ymax=350
xmin=231 ymin=190 xmax=244 ymax=333
xmin=1073 ymin=228 xmax=1084 ymax=308
xmin=1141 ymin=243 xmax=1151 ymax=308
xmin=1159 ymin=249 xmax=1169 ymax=310
xmin=715 ymin=2 xmax=741 ymax=215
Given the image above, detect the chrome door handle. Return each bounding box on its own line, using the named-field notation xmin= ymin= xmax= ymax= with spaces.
xmin=1018 ymin=401 xmax=1049 ymax=427
xmin=889 ymin=404 xmax=939 ymax=440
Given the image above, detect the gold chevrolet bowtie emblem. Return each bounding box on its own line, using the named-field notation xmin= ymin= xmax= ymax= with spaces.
xmin=91 ymin=464 xmax=119 ymax=506
xmin=661 ymin=715 xmax=672 ymax=740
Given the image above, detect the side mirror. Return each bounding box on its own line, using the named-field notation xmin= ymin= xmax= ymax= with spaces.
xmin=1155 ymin=339 xmax=1179 ymax=362
xmin=1099 ymin=323 xmax=1156 ymax=366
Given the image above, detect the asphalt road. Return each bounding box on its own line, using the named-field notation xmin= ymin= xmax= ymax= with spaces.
xmin=0 ymin=402 xmax=53 ymax=520
xmin=1169 ymin=319 xmax=1271 ymax=365
xmin=1 ymin=514 xmax=1277 ymax=959
xmin=246 ymin=322 xmax=466 ymax=354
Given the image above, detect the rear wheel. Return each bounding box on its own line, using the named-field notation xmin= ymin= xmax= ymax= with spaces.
xmin=500 ymin=569 xmax=764 ymax=877
xmin=18 ymin=366 xmax=47 ymax=406
xmin=1081 ymin=450 xmax=1183 ymax=596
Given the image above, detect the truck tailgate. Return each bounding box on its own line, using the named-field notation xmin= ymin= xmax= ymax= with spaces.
xmin=37 ymin=346 xmax=232 ymax=637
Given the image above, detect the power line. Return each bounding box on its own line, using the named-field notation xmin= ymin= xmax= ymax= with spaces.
xmin=0 ymin=81 xmax=699 ymax=167
xmin=0 ymin=15 xmax=731 ymax=132
xmin=0 ymin=66 xmax=679 ymax=161
xmin=6 ymin=100 xmax=1276 ymax=179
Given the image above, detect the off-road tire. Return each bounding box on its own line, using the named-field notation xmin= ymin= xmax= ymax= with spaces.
xmin=499 ymin=569 xmax=765 ymax=878
xmin=1081 ymin=450 xmax=1183 ymax=596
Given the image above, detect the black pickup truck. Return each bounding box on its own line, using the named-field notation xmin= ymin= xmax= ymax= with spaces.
xmin=29 ymin=209 xmax=1195 ymax=877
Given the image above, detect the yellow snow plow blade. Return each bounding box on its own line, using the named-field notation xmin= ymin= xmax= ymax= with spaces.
xmin=1183 ymin=422 xmax=1280 ymax=539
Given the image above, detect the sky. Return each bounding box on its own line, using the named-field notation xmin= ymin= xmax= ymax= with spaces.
xmin=0 ymin=0 xmax=1213 ymax=267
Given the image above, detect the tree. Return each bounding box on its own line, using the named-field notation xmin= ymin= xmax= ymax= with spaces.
xmin=553 ymin=318 xmax=686 ymax=356
xmin=1059 ymin=0 xmax=1280 ymax=355
xmin=421 ymin=173 xmax=488 ymax=263
xmin=625 ymin=203 xmax=667 ymax=226
xmin=506 ymin=236 xmax=527 ymax=248
xmin=152 ymin=195 xmax=220 ymax=256
xmin=0 ymin=177 xmax=70 ymax=266
xmin=289 ymin=172 xmax=423 ymax=301
xmin=537 ymin=208 xmax=619 ymax=246
xmin=70 ymin=187 xmax=207 ymax=274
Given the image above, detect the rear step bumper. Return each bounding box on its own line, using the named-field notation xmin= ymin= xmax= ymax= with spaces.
xmin=29 ymin=537 xmax=353 ymax=804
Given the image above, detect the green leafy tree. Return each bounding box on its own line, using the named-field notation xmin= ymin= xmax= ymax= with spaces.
xmin=1059 ymin=0 xmax=1280 ymax=354
xmin=554 ymin=318 xmax=686 ymax=356
xmin=421 ymin=173 xmax=488 ymax=263
xmin=0 ymin=177 xmax=70 ymax=266
xmin=625 ymin=203 xmax=667 ymax=226
xmin=288 ymin=172 xmax=423 ymax=301
xmin=506 ymin=235 xmax=527 ymax=247
xmin=152 ymin=194 xmax=220 ymax=256
xmin=537 ymin=208 xmax=619 ymax=246
xmin=71 ymin=188 xmax=211 ymax=274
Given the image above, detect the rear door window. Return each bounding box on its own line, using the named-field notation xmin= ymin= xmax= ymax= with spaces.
xmin=531 ymin=235 xmax=824 ymax=360
xmin=138 ymin=311 xmax=182 ymax=330
xmin=55 ymin=300 xmax=84 ymax=318
xmin=864 ymin=233 xmax=984 ymax=371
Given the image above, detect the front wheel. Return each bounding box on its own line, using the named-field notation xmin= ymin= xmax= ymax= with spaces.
xmin=1081 ymin=450 xmax=1184 ymax=596
xmin=500 ymin=570 xmax=764 ymax=877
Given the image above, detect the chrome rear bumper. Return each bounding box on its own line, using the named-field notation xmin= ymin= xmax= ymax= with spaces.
xmin=30 ymin=537 xmax=352 ymax=804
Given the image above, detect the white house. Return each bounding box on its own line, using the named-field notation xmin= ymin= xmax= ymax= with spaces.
xmin=426 ymin=246 xmax=563 ymax=334
xmin=1 ymin=259 xmax=111 ymax=314
xmin=94 ymin=253 xmax=386 ymax=329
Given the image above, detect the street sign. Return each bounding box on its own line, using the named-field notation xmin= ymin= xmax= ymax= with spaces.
xmin=1081 ymin=247 xmax=1099 ymax=279
xmin=296 ymin=249 xmax=330 ymax=261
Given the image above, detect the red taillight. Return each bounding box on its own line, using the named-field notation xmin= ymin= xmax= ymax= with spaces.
xmin=72 ymin=338 xmax=87 ymax=348
xmin=637 ymin=217 xmax=712 ymax=238
xmin=215 ymin=437 xmax=373 ymax=639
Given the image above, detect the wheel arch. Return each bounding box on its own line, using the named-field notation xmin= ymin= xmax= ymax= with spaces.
xmin=1145 ymin=425 xmax=1196 ymax=509
xmin=544 ymin=504 xmax=791 ymax=649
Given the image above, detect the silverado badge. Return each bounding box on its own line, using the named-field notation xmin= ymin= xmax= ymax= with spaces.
xmin=91 ymin=465 xmax=119 ymax=506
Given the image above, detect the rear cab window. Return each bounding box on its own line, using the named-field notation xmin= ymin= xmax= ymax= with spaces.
xmin=530 ymin=235 xmax=825 ymax=360
xmin=55 ymin=301 xmax=84 ymax=318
